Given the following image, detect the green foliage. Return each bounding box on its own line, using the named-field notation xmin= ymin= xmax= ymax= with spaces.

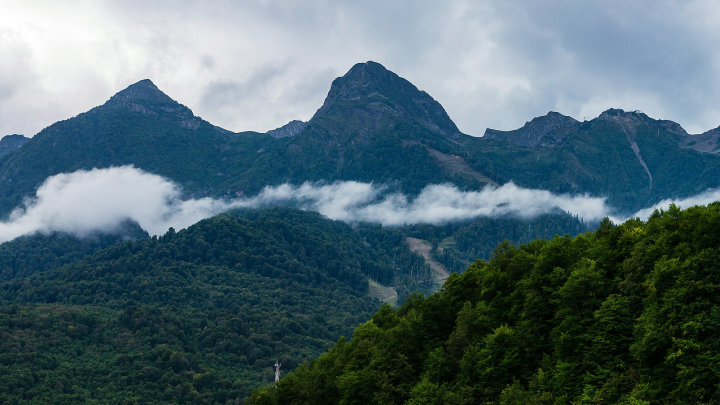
xmin=402 ymin=212 xmax=589 ymax=273
xmin=0 ymin=221 xmax=148 ymax=282
xmin=0 ymin=208 xmax=396 ymax=403
xmin=251 ymin=202 xmax=720 ymax=404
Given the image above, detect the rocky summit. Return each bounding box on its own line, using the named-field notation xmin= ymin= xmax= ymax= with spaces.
xmin=102 ymin=79 xmax=202 ymax=130
xmin=483 ymin=111 xmax=580 ymax=147
xmin=266 ymin=120 xmax=307 ymax=138
xmin=307 ymin=61 xmax=462 ymax=141
xmin=0 ymin=134 xmax=29 ymax=158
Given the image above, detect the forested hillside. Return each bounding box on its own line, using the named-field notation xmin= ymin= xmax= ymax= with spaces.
xmin=249 ymin=203 xmax=720 ymax=405
xmin=0 ymin=220 xmax=148 ymax=282
xmin=0 ymin=209 xmax=393 ymax=403
xmin=398 ymin=212 xmax=589 ymax=274
xmin=0 ymin=206 xmax=594 ymax=404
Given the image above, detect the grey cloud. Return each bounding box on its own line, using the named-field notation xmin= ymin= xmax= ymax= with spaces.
xmin=200 ymin=62 xmax=290 ymax=110
xmin=1 ymin=0 xmax=719 ymax=136
xmin=461 ymin=0 xmax=720 ymax=133
xmin=241 ymin=181 xmax=611 ymax=225
xmin=200 ymin=54 xmax=214 ymax=70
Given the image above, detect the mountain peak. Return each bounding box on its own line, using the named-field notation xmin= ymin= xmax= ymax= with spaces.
xmin=311 ymin=61 xmax=462 ymax=139
xmin=266 ymin=120 xmax=307 ymax=138
xmin=484 ymin=111 xmax=579 ymax=147
xmin=598 ymin=108 xmax=689 ymax=139
xmin=105 ymin=79 xmax=176 ymax=106
xmin=0 ymin=134 xmax=30 ymax=158
xmin=102 ymin=79 xmax=200 ymax=129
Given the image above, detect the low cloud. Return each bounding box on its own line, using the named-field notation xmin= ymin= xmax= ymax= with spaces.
xmin=0 ymin=166 xmax=231 ymax=242
xmin=623 ymin=188 xmax=720 ymax=223
xmin=1 ymin=166 xmax=718 ymax=243
xmin=243 ymin=182 xmax=610 ymax=226
xmin=0 ymin=166 xmax=609 ymax=243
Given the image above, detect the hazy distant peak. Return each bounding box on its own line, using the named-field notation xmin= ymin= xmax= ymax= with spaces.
xmin=0 ymin=134 xmax=30 ymax=158
xmin=700 ymin=126 xmax=720 ymax=137
xmin=266 ymin=120 xmax=307 ymax=138
xmin=484 ymin=111 xmax=579 ymax=147
xmin=679 ymin=124 xmax=720 ymax=154
xmin=312 ymin=61 xmax=462 ymax=139
xmin=527 ymin=111 xmax=579 ymax=129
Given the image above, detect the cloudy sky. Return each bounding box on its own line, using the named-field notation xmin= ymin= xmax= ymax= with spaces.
xmin=2 ymin=0 xmax=720 ymax=138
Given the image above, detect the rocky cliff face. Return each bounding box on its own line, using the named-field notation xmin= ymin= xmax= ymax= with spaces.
xmin=0 ymin=135 xmax=30 ymax=158
xmin=483 ymin=111 xmax=579 ymax=147
xmin=266 ymin=120 xmax=307 ymax=138
xmin=680 ymin=126 xmax=720 ymax=154
xmin=309 ymin=61 xmax=462 ymax=140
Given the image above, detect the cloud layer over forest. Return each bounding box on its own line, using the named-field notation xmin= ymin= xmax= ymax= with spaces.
xmin=0 ymin=166 xmax=718 ymax=243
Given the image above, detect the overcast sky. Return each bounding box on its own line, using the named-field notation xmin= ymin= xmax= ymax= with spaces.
xmin=2 ymin=0 xmax=720 ymax=138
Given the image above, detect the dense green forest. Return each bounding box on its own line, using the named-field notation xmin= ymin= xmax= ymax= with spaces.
xmin=400 ymin=212 xmax=589 ymax=274
xmin=0 ymin=206 xmax=591 ymax=404
xmin=249 ymin=202 xmax=720 ymax=404
xmin=0 ymin=209 xmax=392 ymax=403
xmin=0 ymin=221 xmax=148 ymax=282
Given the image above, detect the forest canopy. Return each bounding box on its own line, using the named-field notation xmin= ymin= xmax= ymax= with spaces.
xmin=0 ymin=209 xmax=391 ymax=403
xmin=249 ymin=202 xmax=720 ymax=405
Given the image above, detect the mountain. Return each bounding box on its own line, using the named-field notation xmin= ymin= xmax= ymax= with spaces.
xmin=0 ymin=79 xmax=273 ymax=216
xmin=471 ymin=108 xmax=720 ymax=211
xmin=483 ymin=111 xmax=580 ymax=147
xmin=1 ymin=61 xmax=719 ymax=217
xmin=308 ymin=61 xmax=462 ymax=141
xmin=0 ymin=135 xmax=29 ymax=158
xmin=249 ymin=202 xmax=720 ymax=405
xmin=0 ymin=64 xmax=488 ymax=218
xmin=0 ymin=205 xmax=593 ymax=403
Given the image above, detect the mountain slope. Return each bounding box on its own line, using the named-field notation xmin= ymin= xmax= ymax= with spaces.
xmin=470 ymin=109 xmax=720 ymax=211
xmin=0 ymin=221 xmax=148 ymax=282
xmin=483 ymin=111 xmax=580 ymax=147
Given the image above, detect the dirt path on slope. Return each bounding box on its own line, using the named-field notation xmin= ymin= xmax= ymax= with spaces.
xmin=368 ymin=279 xmax=398 ymax=307
xmin=406 ymin=237 xmax=450 ymax=282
